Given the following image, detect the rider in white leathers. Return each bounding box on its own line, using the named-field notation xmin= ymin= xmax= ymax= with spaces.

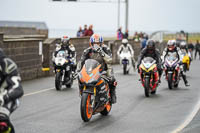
xmin=117 ymin=39 xmax=135 ymax=70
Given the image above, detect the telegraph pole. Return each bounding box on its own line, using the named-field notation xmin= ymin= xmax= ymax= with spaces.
xmin=125 ymin=0 xmax=129 ymax=30
xmin=117 ymin=0 xmax=120 ymax=29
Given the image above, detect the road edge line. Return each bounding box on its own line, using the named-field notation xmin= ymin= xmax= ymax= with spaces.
xmin=171 ymin=99 xmax=200 ymax=133
xmin=24 ymin=87 xmax=55 ymax=97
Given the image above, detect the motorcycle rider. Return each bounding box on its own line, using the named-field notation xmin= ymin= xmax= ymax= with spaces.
xmin=117 ymin=38 xmax=135 ymax=70
xmin=179 ymin=41 xmax=192 ymax=62
xmin=137 ymin=39 xmax=163 ymax=83
xmin=0 ymin=48 xmax=24 ymax=133
xmin=77 ymin=33 xmax=117 ymax=104
xmin=162 ymin=40 xmax=190 ymax=86
xmin=52 ymin=36 xmax=77 ymax=74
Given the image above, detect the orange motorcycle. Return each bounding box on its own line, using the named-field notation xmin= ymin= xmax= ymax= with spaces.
xmin=78 ymin=59 xmax=112 ymax=122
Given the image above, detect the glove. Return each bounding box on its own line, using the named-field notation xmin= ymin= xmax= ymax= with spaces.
xmin=96 ymin=47 xmax=105 ymax=57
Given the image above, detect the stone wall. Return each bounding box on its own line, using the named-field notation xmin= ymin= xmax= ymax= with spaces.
xmin=0 ymin=33 xmax=48 ymax=80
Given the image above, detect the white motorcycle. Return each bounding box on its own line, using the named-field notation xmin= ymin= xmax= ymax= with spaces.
xmin=54 ymin=50 xmax=73 ymax=90
xmin=119 ymin=51 xmax=133 ymax=75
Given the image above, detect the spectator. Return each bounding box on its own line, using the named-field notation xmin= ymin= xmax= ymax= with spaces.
xmin=82 ymin=24 xmax=88 ymax=35
xmin=195 ymin=40 xmax=200 ymax=60
xmin=188 ymin=41 xmax=194 ymax=60
xmin=117 ymin=27 xmax=123 ymax=40
xmin=77 ymin=26 xmax=83 ymax=37
xmin=84 ymin=25 xmax=94 ymax=37
xmin=133 ymin=32 xmax=140 ymax=42
xmin=140 ymin=35 xmax=148 ymax=50
xmin=123 ymin=29 xmax=129 ymax=39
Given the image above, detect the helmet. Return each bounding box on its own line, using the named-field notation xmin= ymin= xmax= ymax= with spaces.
xmin=146 ymin=39 xmax=155 ymax=51
xmin=89 ymin=34 xmax=103 ymax=47
xmin=122 ymin=39 xmax=128 ymax=44
xmin=180 ymin=41 xmax=187 ymax=49
xmin=61 ymin=36 xmax=70 ymax=46
xmin=167 ymin=40 xmax=176 ymax=51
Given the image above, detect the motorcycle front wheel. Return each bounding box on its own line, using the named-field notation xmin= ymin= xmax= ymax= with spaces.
xmin=55 ymin=72 xmax=62 ymax=91
xmin=168 ymin=73 xmax=174 ymax=90
xmin=144 ymin=77 xmax=150 ymax=97
xmin=80 ymin=93 xmax=93 ymax=122
xmin=123 ymin=64 xmax=127 ymax=75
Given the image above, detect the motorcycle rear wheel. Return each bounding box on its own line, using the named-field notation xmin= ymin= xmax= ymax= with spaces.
xmin=100 ymin=102 xmax=112 ymax=116
xmin=80 ymin=93 xmax=93 ymax=122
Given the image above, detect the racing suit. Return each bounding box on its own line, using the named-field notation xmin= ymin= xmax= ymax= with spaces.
xmin=162 ymin=47 xmax=189 ymax=86
xmin=53 ymin=43 xmax=77 ymax=73
xmin=117 ymin=43 xmax=136 ymax=70
xmin=77 ymin=44 xmax=117 ymax=104
xmin=137 ymin=47 xmax=163 ymax=79
xmin=0 ymin=49 xmax=24 ymax=133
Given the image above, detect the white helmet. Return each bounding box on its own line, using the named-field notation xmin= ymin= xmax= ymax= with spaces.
xmin=180 ymin=41 xmax=186 ymax=46
xmin=167 ymin=40 xmax=176 ymax=46
xmin=122 ymin=39 xmax=128 ymax=44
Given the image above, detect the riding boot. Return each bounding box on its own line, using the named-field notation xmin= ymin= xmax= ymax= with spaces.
xmin=110 ymin=86 xmax=117 ymax=104
xmin=182 ymin=74 xmax=190 ymax=86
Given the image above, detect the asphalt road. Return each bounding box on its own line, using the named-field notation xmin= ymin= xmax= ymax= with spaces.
xmin=11 ymin=60 xmax=200 ymax=133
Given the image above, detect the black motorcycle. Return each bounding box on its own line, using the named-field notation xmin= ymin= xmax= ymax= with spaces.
xmin=54 ymin=50 xmax=73 ymax=90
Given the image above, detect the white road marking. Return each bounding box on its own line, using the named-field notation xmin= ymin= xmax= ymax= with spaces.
xmin=24 ymin=87 xmax=55 ymax=97
xmin=171 ymin=99 xmax=200 ymax=133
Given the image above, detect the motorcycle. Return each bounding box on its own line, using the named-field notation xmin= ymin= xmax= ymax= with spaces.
xmin=119 ymin=51 xmax=133 ymax=75
xmin=0 ymin=89 xmax=16 ymax=133
xmin=139 ymin=57 xmax=159 ymax=97
xmin=163 ymin=52 xmax=180 ymax=89
xmin=78 ymin=59 xmax=112 ymax=122
xmin=54 ymin=50 xmax=73 ymax=90
xmin=180 ymin=50 xmax=190 ymax=72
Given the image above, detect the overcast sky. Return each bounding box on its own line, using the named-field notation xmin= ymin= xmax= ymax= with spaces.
xmin=0 ymin=0 xmax=200 ymax=35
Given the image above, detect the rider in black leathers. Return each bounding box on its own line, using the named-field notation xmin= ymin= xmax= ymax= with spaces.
xmin=53 ymin=36 xmax=77 ymax=73
xmin=0 ymin=49 xmax=24 ymax=133
xmin=77 ymin=34 xmax=117 ymax=104
xmin=137 ymin=40 xmax=163 ymax=82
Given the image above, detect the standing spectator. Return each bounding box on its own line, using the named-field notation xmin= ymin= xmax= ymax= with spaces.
xmin=84 ymin=25 xmax=94 ymax=37
xmin=82 ymin=24 xmax=88 ymax=36
xmin=188 ymin=41 xmax=194 ymax=60
xmin=133 ymin=32 xmax=139 ymax=42
xmin=117 ymin=27 xmax=123 ymax=40
xmin=123 ymin=29 xmax=129 ymax=39
xmin=195 ymin=40 xmax=200 ymax=60
xmin=140 ymin=35 xmax=147 ymax=50
xmin=77 ymin=26 xmax=83 ymax=37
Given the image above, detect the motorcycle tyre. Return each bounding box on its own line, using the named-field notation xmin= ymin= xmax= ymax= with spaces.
xmin=55 ymin=72 xmax=62 ymax=91
xmin=80 ymin=93 xmax=93 ymax=122
xmin=144 ymin=77 xmax=150 ymax=97
xmin=168 ymin=73 xmax=174 ymax=90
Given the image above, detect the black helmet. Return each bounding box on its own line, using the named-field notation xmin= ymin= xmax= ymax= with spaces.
xmin=146 ymin=39 xmax=155 ymax=50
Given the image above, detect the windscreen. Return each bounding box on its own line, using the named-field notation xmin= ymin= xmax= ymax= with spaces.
xmin=166 ymin=52 xmax=177 ymax=61
xmin=84 ymin=59 xmax=100 ymax=73
xmin=143 ymin=57 xmax=154 ymax=63
xmin=57 ymin=51 xmax=66 ymax=58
